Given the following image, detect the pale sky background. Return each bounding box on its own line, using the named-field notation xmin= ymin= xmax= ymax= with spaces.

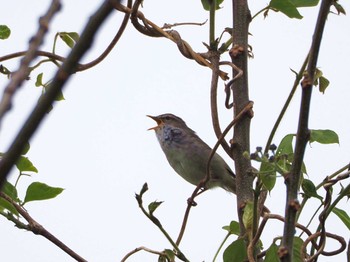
xmin=1 ymin=0 xmax=350 ymax=261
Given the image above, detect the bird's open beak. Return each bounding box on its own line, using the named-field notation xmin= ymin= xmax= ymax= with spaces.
xmin=147 ymin=115 xmax=162 ymax=130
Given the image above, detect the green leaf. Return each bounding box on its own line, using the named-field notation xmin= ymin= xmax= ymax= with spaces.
xmin=2 ymin=181 xmax=18 ymax=201
xmin=269 ymin=0 xmax=303 ymax=19
xmin=148 ymin=201 xmax=163 ymax=215
xmin=201 ymin=0 xmax=224 ymax=11
xmin=24 ymin=182 xmax=64 ymax=204
xmin=0 ymin=25 xmax=11 ymax=40
xmin=243 ymin=202 xmax=253 ymax=231
xmin=16 ymin=156 xmax=38 ymax=173
xmin=21 ymin=142 xmax=30 ymax=155
xmin=277 ymin=134 xmax=294 ymax=156
xmin=0 ymin=197 xmax=19 ymax=216
xmin=222 ymin=220 xmax=240 ymax=236
xmin=58 ymin=32 xmax=80 ymax=48
xmin=309 ymin=129 xmax=339 ymax=144
xmin=264 ymin=242 xmax=279 ymax=262
xmin=43 ymin=83 xmax=65 ymax=101
xmin=35 ymin=73 xmax=44 ymax=87
xmin=290 ymin=0 xmax=319 ymax=7
xmin=259 ymin=161 xmax=276 ymax=191
xmin=332 ymin=207 xmax=350 ymax=230
xmin=0 ymin=64 xmax=11 ymax=76
xmin=223 ymin=238 xmax=247 ymax=262
xmin=293 ymin=237 xmax=304 ymax=261
xmin=301 ymin=179 xmax=322 ymax=200
xmin=332 ymin=1 xmax=346 ymax=15
xmin=318 ymin=76 xmax=329 ymax=93
xmin=163 ymin=249 xmax=175 ymax=261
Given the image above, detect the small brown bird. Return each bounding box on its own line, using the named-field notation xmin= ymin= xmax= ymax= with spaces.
xmin=148 ymin=113 xmax=236 ymax=193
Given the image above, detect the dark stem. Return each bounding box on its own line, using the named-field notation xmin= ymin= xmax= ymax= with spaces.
xmin=0 ymin=0 xmax=118 ymax=189
xmin=280 ymin=0 xmax=333 ymax=261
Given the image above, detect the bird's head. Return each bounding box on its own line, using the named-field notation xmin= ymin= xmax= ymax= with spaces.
xmin=147 ymin=113 xmax=188 ymax=131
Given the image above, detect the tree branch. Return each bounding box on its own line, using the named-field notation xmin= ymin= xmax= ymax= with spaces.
xmin=0 ymin=0 xmax=61 ymax=123
xmin=230 ymin=0 xmax=253 ymax=235
xmin=281 ymin=0 xmax=333 ymax=261
xmin=0 ymin=192 xmax=87 ymax=261
xmin=0 ymin=0 xmax=119 ymax=190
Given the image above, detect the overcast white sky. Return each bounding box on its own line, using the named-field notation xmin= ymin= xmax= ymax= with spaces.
xmin=1 ymin=0 xmax=350 ymax=261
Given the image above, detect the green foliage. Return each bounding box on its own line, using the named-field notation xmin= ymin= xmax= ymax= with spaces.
xmin=332 ymin=207 xmax=350 ymax=230
xmin=0 ymin=197 xmax=19 ymax=216
xmin=301 ymin=179 xmax=323 ymax=201
xmin=222 ymin=220 xmax=240 ymax=236
xmin=201 ymin=0 xmax=224 ymax=11
xmin=243 ymin=202 xmax=254 ymax=231
xmin=267 ymin=0 xmax=319 ymax=19
xmin=309 ymin=129 xmax=339 ymax=144
xmin=0 ymin=25 xmax=11 ymax=40
xmin=264 ymin=242 xmax=279 ymax=262
xmin=36 ymin=73 xmax=65 ymax=101
xmin=148 ymin=201 xmax=163 ymax=215
xmin=332 ymin=1 xmax=346 ymax=15
xmin=58 ymin=32 xmax=80 ymax=48
xmin=23 ymin=182 xmax=64 ymax=204
xmin=223 ymin=238 xmax=247 ymax=262
xmin=0 ymin=64 xmax=11 ymax=77
xmin=292 ymin=237 xmax=304 ymax=261
xmin=16 ymin=156 xmax=38 ymax=173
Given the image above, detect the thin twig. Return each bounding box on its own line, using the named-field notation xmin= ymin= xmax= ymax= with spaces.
xmin=121 ymin=246 xmax=168 ymax=262
xmin=0 ymin=0 xmax=61 ymax=123
xmin=115 ymin=2 xmax=229 ymax=80
xmin=0 ymin=0 xmax=118 ymax=190
xmin=0 ymin=192 xmax=87 ymax=261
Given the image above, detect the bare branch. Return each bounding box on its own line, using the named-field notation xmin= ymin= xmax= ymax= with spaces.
xmin=0 ymin=192 xmax=87 ymax=261
xmin=0 ymin=0 xmax=118 ymax=190
xmin=0 ymin=0 xmax=61 ymax=123
xmin=281 ymin=0 xmax=334 ymax=261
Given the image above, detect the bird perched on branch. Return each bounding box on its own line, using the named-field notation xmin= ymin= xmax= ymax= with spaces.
xmin=147 ymin=113 xmax=236 ymax=194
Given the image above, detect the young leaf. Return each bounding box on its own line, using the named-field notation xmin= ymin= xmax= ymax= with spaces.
xmin=290 ymin=0 xmax=319 ymax=7
xmin=0 ymin=198 xmax=19 ymax=216
xmin=201 ymin=0 xmax=224 ymax=11
xmin=243 ymin=202 xmax=253 ymax=231
xmin=269 ymin=0 xmax=303 ymax=19
xmin=21 ymin=142 xmax=30 ymax=155
xmin=148 ymin=201 xmax=163 ymax=215
xmin=223 ymin=238 xmax=247 ymax=262
xmin=332 ymin=207 xmax=350 ymax=230
xmin=309 ymin=129 xmax=339 ymax=144
xmin=259 ymin=161 xmax=276 ymax=191
xmin=264 ymin=242 xmax=279 ymax=262
xmin=58 ymin=32 xmax=80 ymax=48
xmin=35 ymin=73 xmax=44 ymax=87
xmin=16 ymin=156 xmax=38 ymax=173
xmin=24 ymin=182 xmax=64 ymax=204
xmin=0 ymin=25 xmax=11 ymax=40
xmin=222 ymin=220 xmax=240 ymax=235
xmin=301 ymin=179 xmax=322 ymax=201
xmin=2 ymin=181 xmax=18 ymax=201
xmin=277 ymin=134 xmax=294 ymax=156
xmin=318 ymin=76 xmax=330 ymax=93
xmin=293 ymin=237 xmax=304 ymax=261
xmin=332 ymin=1 xmax=346 ymax=15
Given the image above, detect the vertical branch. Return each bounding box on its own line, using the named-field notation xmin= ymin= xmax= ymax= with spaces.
xmin=230 ymin=0 xmax=252 ymax=234
xmin=280 ymin=0 xmax=333 ymax=261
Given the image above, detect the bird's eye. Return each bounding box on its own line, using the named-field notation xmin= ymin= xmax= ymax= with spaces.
xmin=165 ymin=116 xmax=171 ymax=120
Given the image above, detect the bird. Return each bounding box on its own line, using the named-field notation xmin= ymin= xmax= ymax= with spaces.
xmin=147 ymin=113 xmax=236 ymax=194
